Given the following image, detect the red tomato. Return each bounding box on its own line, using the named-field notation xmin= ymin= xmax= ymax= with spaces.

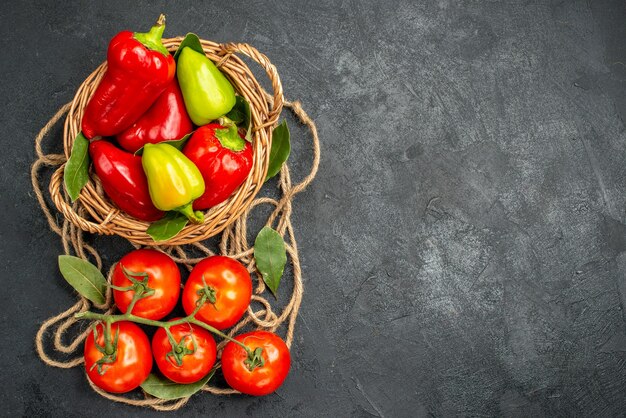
xmin=112 ymin=249 xmax=180 ymax=320
xmin=221 ymin=331 xmax=291 ymax=396
xmin=84 ymin=321 xmax=152 ymax=393
xmin=152 ymin=319 xmax=217 ymax=384
xmin=182 ymin=256 xmax=252 ymax=330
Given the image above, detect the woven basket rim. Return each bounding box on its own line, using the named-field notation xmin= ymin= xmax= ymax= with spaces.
xmin=50 ymin=38 xmax=284 ymax=246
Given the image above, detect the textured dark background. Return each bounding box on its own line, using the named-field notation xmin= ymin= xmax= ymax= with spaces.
xmin=1 ymin=0 xmax=626 ymax=416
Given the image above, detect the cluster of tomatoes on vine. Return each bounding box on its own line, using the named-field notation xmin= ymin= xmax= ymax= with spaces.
xmin=80 ymin=249 xmax=290 ymax=396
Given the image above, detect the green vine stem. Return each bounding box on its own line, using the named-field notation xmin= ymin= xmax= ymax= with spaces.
xmin=74 ymin=282 xmax=254 ymax=357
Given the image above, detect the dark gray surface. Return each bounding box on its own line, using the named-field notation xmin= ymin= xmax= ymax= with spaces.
xmin=1 ymin=0 xmax=626 ymax=416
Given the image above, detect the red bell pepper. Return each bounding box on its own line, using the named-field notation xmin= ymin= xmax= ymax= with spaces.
xmin=116 ymin=79 xmax=193 ymax=153
xmin=81 ymin=15 xmax=175 ymax=139
xmin=89 ymin=140 xmax=164 ymax=221
xmin=183 ymin=123 xmax=253 ymax=210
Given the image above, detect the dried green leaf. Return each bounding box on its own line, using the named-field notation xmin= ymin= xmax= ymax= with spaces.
xmin=173 ymin=33 xmax=205 ymax=61
xmin=147 ymin=212 xmax=189 ymax=242
xmin=140 ymin=369 xmax=215 ymax=400
xmin=64 ymin=132 xmax=90 ymax=202
xmin=265 ymin=121 xmax=290 ymax=181
xmin=254 ymin=226 xmax=287 ymax=296
xmin=58 ymin=255 xmax=107 ymax=304
xmin=227 ymin=96 xmax=252 ymax=142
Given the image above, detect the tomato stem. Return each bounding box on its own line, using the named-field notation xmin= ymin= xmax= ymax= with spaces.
xmin=119 ymin=265 xmax=155 ymax=315
xmin=75 ymin=293 xmax=254 ymax=356
xmin=104 ymin=319 xmax=114 ymax=355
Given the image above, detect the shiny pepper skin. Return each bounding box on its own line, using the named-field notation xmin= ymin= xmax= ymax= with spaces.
xmin=81 ymin=15 xmax=175 ymax=139
xmin=116 ymin=79 xmax=193 ymax=153
xmin=141 ymin=143 xmax=205 ymax=223
xmin=177 ymin=47 xmax=236 ymax=125
xmin=89 ymin=140 xmax=164 ymax=221
xmin=183 ymin=123 xmax=253 ymax=210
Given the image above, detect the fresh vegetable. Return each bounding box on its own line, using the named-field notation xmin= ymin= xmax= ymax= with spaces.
xmin=89 ymin=140 xmax=164 ymax=222
xmin=112 ymin=249 xmax=180 ymax=320
xmin=152 ymin=319 xmax=217 ymax=384
xmin=84 ymin=321 xmax=152 ymax=393
xmin=142 ymin=143 xmax=205 ymax=223
xmin=81 ymin=15 xmax=175 ymax=139
xmin=221 ymin=331 xmax=291 ymax=396
xmin=183 ymin=123 xmax=253 ymax=210
xmin=116 ymin=80 xmax=193 ymax=153
xmin=177 ymin=47 xmax=236 ymax=125
xmin=72 ymin=254 xmax=291 ymax=397
xmin=182 ymin=256 xmax=252 ymax=330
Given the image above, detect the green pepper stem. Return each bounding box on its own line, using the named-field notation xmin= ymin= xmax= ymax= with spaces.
xmin=217 ymin=116 xmax=236 ymax=128
xmin=177 ymin=202 xmax=204 ymax=223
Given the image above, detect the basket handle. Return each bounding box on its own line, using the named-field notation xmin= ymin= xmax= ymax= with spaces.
xmin=218 ymin=42 xmax=285 ymax=129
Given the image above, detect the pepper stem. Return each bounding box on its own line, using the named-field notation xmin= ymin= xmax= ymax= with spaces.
xmin=134 ymin=14 xmax=169 ymax=56
xmin=177 ymin=202 xmax=204 ymax=223
xmin=214 ymin=123 xmax=246 ymax=152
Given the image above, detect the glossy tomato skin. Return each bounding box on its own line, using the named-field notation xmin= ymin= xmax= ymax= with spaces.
xmin=182 ymin=256 xmax=252 ymax=330
xmin=113 ymin=249 xmax=180 ymax=320
xmin=152 ymin=319 xmax=217 ymax=384
xmin=84 ymin=321 xmax=152 ymax=393
xmin=221 ymin=331 xmax=291 ymax=396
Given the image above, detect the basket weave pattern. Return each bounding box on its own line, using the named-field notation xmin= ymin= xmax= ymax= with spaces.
xmin=50 ymin=38 xmax=284 ymax=246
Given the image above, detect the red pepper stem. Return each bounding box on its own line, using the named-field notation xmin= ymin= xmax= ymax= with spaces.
xmin=134 ymin=14 xmax=169 ymax=56
xmin=147 ymin=18 xmax=165 ymax=40
xmin=177 ymin=202 xmax=204 ymax=223
xmin=214 ymin=123 xmax=246 ymax=152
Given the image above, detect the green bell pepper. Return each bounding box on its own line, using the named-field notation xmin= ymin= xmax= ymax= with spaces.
xmin=177 ymin=47 xmax=236 ymax=125
xmin=141 ymin=143 xmax=205 ymax=223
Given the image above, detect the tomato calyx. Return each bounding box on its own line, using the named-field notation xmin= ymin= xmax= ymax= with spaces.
xmin=109 ymin=265 xmax=156 ymax=314
xmin=164 ymin=326 xmax=198 ymax=367
xmin=244 ymin=347 xmax=266 ymax=372
xmin=195 ymin=274 xmax=217 ymax=308
xmin=90 ymin=321 xmax=120 ymax=375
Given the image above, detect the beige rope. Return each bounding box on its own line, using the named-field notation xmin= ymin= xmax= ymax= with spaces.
xmin=32 ymin=96 xmax=320 ymax=410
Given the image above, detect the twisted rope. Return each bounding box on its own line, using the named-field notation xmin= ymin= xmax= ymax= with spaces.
xmin=32 ymin=97 xmax=319 ymax=409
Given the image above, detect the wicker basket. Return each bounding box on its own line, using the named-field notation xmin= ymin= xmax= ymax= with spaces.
xmin=49 ymin=38 xmax=284 ymax=246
